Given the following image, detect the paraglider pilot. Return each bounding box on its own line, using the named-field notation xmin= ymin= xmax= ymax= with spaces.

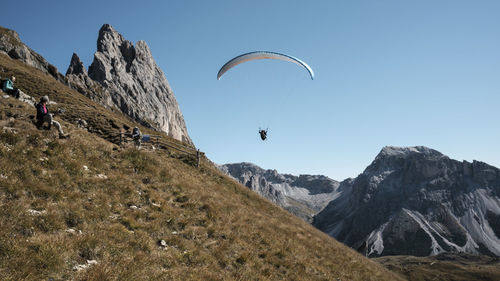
xmin=259 ymin=128 xmax=268 ymax=141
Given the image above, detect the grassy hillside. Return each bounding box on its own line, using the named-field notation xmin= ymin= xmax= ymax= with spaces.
xmin=0 ymin=54 xmax=404 ymax=280
xmin=376 ymin=253 xmax=500 ymax=281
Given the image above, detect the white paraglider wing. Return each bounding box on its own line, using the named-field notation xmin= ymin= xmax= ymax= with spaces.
xmin=217 ymin=51 xmax=314 ymax=80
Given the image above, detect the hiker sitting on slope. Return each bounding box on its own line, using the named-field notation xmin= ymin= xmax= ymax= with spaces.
xmin=35 ymin=95 xmax=69 ymax=139
xmin=2 ymin=75 xmax=20 ymax=99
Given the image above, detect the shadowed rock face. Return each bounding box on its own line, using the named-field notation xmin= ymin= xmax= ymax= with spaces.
xmin=219 ymin=162 xmax=341 ymax=222
xmin=66 ymin=24 xmax=192 ymax=144
xmin=0 ymin=26 xmax=64 ymax=82
xmin=313 ymin=146 xmax=500 ymax=257
xmin=66 ymin=53 xmax=86 ymax=76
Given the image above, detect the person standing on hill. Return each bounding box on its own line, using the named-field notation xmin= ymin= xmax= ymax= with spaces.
xmin=132 ymin=127 xmax=142 ymax=149
xmin=2 ymin=75 xmax=20 ymax=98
xmin=35 ymin=95 xmax=69 ymax=139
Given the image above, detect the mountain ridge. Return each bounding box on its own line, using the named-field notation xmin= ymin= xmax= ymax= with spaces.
xmin=314 ymin=145 xmax=500 ymax=257
xmin=220 ymin=145 xmax=500 ymax=258
xmin=219 ymin=162 xmax=341 ymax=222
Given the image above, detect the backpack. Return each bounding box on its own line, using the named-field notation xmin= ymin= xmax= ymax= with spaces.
xmin=1 ymin=78 xmax=9 ymax=92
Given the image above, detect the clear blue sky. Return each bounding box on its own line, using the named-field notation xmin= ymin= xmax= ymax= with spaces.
xmin=2 ymin=1 xmax=500 ymax=180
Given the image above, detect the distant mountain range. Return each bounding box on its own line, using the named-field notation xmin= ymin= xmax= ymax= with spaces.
xmin=219 ymin=163 xmax=340 ymax=222
xmin=221 ymin=146 xmax=500 ymax=257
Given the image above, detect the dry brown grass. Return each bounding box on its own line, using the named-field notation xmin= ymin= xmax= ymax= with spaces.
xmin=0 ymin=53 xmax=404 ymax=280
xmin=376 ymin=254 xmax=500 ymax=281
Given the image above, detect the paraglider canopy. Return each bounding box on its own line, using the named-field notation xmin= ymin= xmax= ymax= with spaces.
xmin=217 ymin=51 xmax=314 ymax=80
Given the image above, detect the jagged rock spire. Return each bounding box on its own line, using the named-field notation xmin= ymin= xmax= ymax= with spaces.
xmin=66 ymin=24 xmax=192 ymax=145
xmin=66 ymin=53 xmax=87 ymax=76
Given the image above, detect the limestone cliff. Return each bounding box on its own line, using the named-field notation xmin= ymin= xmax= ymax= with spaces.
xmin=67 ymin=24 xmax=192 ymax=144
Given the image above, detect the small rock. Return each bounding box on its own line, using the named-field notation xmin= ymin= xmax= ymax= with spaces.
xmin=72 ymin=260 xmax=98 ymax=271
xmin=72 ymin=264 xmax=87 ymax=271
xmin=109 ymin=214 xmax=120 ymax=220
xmin=83 ymin=165 xmax=89 ymax=171
xmin=65 ymin=228 xmax=81 ymax=235
xmin=27 ymin=209 xmax=46 ymax=216
xmin=2 ymin=127 xmax=17 ymax=133
xmin=158 ymin=239 xmax=168 ymax=249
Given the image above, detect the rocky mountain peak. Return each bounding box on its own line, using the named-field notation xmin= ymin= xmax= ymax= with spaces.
xmin=366 ymin=146 xmax=449 ymax=179
xmin=222 ymin=162 xmax=264 ymax=175
xmin=94 ymin=24 xmax=136 ymax=74
xmin=376 ymin=146 xmax=444 ymax=160
xmin=68 ymin=24 xmax=192 ymax=144
xmin=96 ymin=24 xmax=124 ymax=53
xmin=0 ymin=27 xmax=21 ymax=43
xmin=65 ymin=51 xmax=114 ymax=109
xmin=66 ymin=53 xmax=86 ymax=76
xmin=314 ymin=146 xmax=500 ymax=257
